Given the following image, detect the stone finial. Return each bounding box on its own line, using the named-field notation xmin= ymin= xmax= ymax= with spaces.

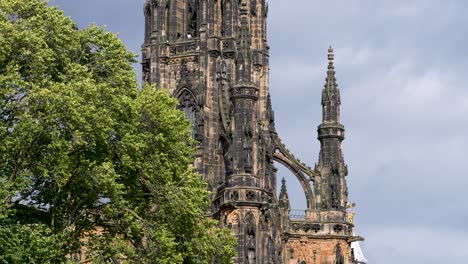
xmin=281 ymin=177 xmax=287 ymax=193
xmin=324 ymin=46 xmax=338 ymax=91
xmin=327 ymin=45 xmax=336 ymax=73
xmin=328 ymin=46 xmax=334 ymax=67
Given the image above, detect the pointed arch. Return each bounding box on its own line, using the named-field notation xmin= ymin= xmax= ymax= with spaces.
xmin=273 ymin=152 xmax=316 ymax=210
xmin=174 ymin=86 xmax=197 ymax=101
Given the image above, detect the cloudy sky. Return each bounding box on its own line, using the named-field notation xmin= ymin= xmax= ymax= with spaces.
xmin=49 ymin=1 xmax=468 ymax=263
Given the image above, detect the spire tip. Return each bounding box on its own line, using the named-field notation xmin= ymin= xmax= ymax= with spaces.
xmin=328 ymin=46 xmax=334 ymax=62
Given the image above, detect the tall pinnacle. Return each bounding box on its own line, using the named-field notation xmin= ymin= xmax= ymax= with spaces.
xmin=318 ymin=47 xmax=345 ymax=166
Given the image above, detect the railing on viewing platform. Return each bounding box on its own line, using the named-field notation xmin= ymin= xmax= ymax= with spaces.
xmin=289 ymin=210 xmax=306 ymax=220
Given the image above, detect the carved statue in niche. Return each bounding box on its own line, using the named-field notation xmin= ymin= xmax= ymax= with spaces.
xmin=332 ymin=164 xmax=340 ymax=177
xmin=187 ymin=0 xmax=198 ymax=37
xmin=245 ymin=211 xmax=256 ymax=264
xmin=221 ymin=138 xmax=233 ymax=178
xmin=331 ymin=183 xmax=340 ymax=209
xmin=217 ymin=57 xmax=232 ymax=133
xmin=225 ymin=152 xmax=233 ymax=177
xmin=243 ymin=122 xmax=253 ymax=173
xmin=217 ymin=57 xmax=227 ymax=78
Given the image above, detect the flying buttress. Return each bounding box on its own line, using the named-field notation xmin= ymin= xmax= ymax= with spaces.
xmin=272 ymin=136 xmax=319 ymax=210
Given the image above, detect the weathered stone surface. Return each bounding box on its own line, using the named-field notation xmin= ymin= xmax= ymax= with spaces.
xmin=142 ymin=1 xmax=363 ymax=263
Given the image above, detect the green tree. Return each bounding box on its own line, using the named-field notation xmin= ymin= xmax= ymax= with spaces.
xmin=0 ymin=0 xmax=236 ymax=263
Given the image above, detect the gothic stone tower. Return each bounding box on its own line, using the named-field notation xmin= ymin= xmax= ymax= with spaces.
xmin=142 ymin=1 xmax=365 ymax=263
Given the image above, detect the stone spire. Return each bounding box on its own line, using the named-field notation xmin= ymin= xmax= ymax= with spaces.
xmin=318 ymin=46 xmax=345 ymax=166
xmin=321 ymin=46 xmax=341 ymax=123
xmin=316 ymin=47 xmax=348 ymax=212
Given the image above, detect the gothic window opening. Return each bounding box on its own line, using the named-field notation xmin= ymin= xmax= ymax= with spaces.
xmin=178 ymin=91 xmax=197 ymax=138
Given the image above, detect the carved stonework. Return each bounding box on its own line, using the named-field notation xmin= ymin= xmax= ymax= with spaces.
xmin=143 ymin=1 xmax=363 ymax=263
xmin=246 ymin=190 xmax=255 ymax=201
xmin=178 ymin=59 xmax=192 ymax=89
xmin=226 ymin=211 xmax=240 ymax=229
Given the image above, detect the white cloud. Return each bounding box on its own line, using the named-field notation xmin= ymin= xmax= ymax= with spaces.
xmin=270 ymin=60 xmax=323 ymax=93
xmin=363 ymin=225 xmax=468 ymax=263
xmin=345 ymin=58 xmax=467 ymax=119
xmin=335 ymin=46 xmax=377 ymax=67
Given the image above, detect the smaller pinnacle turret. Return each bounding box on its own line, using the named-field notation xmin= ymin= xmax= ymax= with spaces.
xmin=279 ymin=178 xmax=290 ymax=209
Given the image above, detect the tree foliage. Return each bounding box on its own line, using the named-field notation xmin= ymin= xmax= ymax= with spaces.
xmin=0 ymin=0 xmax=236 ymax=263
